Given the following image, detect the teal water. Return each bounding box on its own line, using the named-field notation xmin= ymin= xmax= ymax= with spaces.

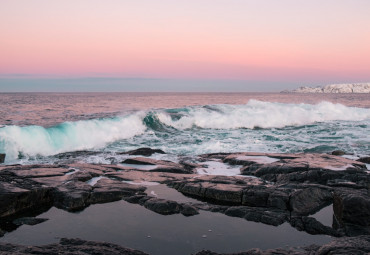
xmin=0 ymin=93 xmax=369 ymax=164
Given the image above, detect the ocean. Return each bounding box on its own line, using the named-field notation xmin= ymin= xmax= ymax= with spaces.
xmin=0 ymin=92 xmax=369 ymax=165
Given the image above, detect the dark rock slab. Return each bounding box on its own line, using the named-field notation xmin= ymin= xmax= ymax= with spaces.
xmin=12 ymin=217 xmax=48 ymax=226
xmin=52 ymin=181 xmax=93 ymax=211
xmin=143 ymin=197 xmax=182 ymax=215
xmin=316 ymin=235 xmax=370 ymax=255
xmin=225 ymin=206 xmax=288 ymax=226
xmin=290 ymin=216 xmax=342 ymax=236
xmin=181 ymin=204 xmax=199 ymax=216
xmin=358 ymin=156 xmax=370 ymax=164
xmin=0 ymin=172 xmax=53 ymax=218
xmin=89 ymin=178 xmax=146 ymax=204
xmin=120 ymin=147 xmax=165 ymax=156
xmin=332 ymin=150 xmax=346 ymax=156
xmin=0 ymin=238 xmax=149 ymax=255
xmin=0 ymin=154 xmax=5 ymax=164
xmin=122 ymin=157 xmax=193 ymax=174
xmin=333 ymin=189 xmax=370 ymax=229
xmin=194 ymin=236 xmax=370 ymax=255
xmin=289 ymin=187 xmax=333 ymax=216
xmin=54 ymin=150 xmax=100 ymax=159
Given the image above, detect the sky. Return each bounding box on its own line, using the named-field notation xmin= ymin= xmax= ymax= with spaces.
xmin=1 ymin=0 xmax=370 ymax=92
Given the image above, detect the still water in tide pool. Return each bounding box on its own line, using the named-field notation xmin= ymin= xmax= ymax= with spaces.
xmin=0 ymin=195 xmax=333 ymax=255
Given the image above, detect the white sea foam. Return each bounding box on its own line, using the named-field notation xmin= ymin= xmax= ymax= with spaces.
xmin=157 ymin=100 xmax=370 ymax=130
xmin=86 ymin=176 xmax=107 ymax=186
xmin=197 ymin=161 xmax=242 ymax=176
xmin=236 ymin=156 xmax=280 ymax=164
xmin=0 ymin=113 xmax=146 ymax=161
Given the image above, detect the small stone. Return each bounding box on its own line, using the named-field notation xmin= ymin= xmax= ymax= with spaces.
xmin=202 ymin=235 xmax=207 ymax=238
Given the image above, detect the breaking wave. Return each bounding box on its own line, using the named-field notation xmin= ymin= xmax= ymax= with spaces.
xmin=0 ymin=113 xmax=146 ymax=160
xmin=0 ymin=100 xmax=369 ymax=161
xmin=156 ymin=100 xmax=370 ymax=129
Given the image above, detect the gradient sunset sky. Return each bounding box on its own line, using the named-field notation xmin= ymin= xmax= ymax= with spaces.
xmin=1 ymin=0 xmax=370 ymax=92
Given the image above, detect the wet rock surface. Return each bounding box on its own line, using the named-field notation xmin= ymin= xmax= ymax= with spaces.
xmin=119 ymin=147 xmax=166 ymax=156
xmin=0 ymin=154 xmax=5 ymax=164
xmin=0 ymin=150 xmax=369 ymax=254
xmin=0 ymin=238 xmax=149 ymax=255
xmin=0 ymin=236 xmax=369 ymax=255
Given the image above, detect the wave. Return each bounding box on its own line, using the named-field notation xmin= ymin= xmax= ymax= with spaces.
xmin=0 ymin=113 xmax=146 ymax=161
xmin=156 ymin=100 xmax=370 ymax=129
xmin=0 ymin=100 xmax=369 ymax=161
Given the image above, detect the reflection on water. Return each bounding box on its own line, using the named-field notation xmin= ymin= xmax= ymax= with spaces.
xmin=0 ymin=200 xmax=332 ymax=255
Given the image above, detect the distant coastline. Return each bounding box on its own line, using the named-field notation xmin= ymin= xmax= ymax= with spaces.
xmin=282 ymin=83 xmax=370 ymax=93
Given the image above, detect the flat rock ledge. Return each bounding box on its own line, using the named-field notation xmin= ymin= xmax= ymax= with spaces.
xmin=0 ymin=151 xmax=369 ymax=240
xmin=0 ymin=236 xmax=369 ymax=255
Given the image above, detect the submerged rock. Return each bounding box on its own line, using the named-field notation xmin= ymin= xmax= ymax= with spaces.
xmin=12 ymin=217 xmax=48 ymax=226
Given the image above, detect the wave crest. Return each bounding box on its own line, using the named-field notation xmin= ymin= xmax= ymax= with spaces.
xmin=156 ymin=100 xmax=370 ymax=129
xmin=0 ymin=113 xmax=146 ymax=160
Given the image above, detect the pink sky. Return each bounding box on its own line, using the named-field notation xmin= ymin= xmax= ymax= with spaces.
xmin=1 ymin=0 xmax=370 ymax=83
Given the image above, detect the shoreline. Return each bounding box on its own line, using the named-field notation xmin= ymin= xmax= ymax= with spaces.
xmin=1 ymin=148 xmax=369 ymax=254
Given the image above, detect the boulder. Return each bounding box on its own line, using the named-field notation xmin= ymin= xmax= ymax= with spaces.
xmin=333 ymin=189 xmax=370 ymax=228
xmin=120 ymin=147 xmax=165 ymax=156
xmin=0 ymin=154 xmax=5 ymax=163
xmin=143 ymin=198 xmax=182 ymax=215
xmin=289 ymin=187 xmax=333 ymax=215
xmin=358 ymin=156 xmax=370 ymax=164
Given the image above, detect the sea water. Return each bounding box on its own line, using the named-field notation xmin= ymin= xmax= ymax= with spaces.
xmin=0 ymin=92 xmax=369 ymax=164
xmin=0 ymin=92 xmax=368 ymax=254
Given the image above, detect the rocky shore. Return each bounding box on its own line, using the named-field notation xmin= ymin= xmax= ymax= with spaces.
xmin=0 ymin=148 xmax=369 ymax=254
xmin=283 ymin=83 xmax=370 ymax=93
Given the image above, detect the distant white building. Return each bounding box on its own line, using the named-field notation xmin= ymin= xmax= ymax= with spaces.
xmin=287 ymin=83 xmax=370 ymax=93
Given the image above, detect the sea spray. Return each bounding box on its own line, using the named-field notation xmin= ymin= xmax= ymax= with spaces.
xmin=0 ymin=113 xmax=146 ymax=161
xmin=0 ymin=100 xmax=369 ymax=163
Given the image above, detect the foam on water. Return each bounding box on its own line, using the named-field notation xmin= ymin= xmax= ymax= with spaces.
xmin=0 ymin=113 xmax=146 ymax=161
xmin=197 ymin=161 xmax=242 ymax=176
xmin=0 ymin=100 xmax=369 ymax=164
xmin=157 ymin=100 xmax=370 ymax=129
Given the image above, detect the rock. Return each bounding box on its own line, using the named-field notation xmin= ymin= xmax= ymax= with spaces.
xmin=0 ymin=154 xmax=5 ymax=163
xmin=13 ymin=217 xmax=48 ymax=226
xmin=54 ymin=150 xmax=100 ymax=159
xmin=89 ymin=178 xmax=146 ymax=204
xmin=332 ymin=150 xmax=346 ymax=156
xmin=0 ymin=173 xmax=53 ymax=218
xmin=194 ymin=236 xmax=370 ymax=254
xmin=333 ymin=189 xmax=370 ymax=229
xmin=289 ymin=187 xmax=333 ymax=215
xmin=52 ymin=181 xmax=92 ymax=211
xmin=358 ymin=156 xmax=370 ymax=164
xmin=143 ymin=198 xmax=182 ymax=215
xmin=0 ymin=238 xmax=149 ymax=255
xmin=316 ymin=235 xmax=370 ymax=255
xmin=120 ymin=147 xmax=165 ymax=156
xmin=225 ymin=206 xmax=288 ymax=226
xmin=290 ymin=216 xmax=342 ymax=236
xmin=180 ymin=204 xmax=199 ymax=216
